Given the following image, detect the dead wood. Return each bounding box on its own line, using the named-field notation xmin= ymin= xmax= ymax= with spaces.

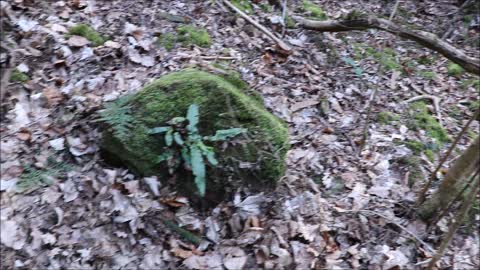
xmin=296 ymin=15 xmax=480 ymax=75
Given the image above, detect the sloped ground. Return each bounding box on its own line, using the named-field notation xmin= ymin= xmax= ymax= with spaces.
xmin=1 ymin=0 xmax=479 ymax=269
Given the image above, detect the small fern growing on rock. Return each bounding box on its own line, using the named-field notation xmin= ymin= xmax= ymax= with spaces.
xmin=99 ymin=96 xmax=134 ymax=142
xmin=149 ymin=104 xmax=246 ymax=196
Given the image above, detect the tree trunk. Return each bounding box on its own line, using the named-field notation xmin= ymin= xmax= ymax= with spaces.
xmin=419 ymin=136 xmax=480 ymax=221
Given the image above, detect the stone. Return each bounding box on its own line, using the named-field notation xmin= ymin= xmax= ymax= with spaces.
xmin=100 ymin=69 xmax=288 ymax=203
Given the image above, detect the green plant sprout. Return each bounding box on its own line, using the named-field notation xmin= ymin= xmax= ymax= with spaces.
xmin=148 ymin=104 xmax=246 ymax=196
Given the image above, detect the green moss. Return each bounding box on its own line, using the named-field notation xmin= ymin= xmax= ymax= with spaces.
xmin=424 ymin=149 xmax=435 ymax=162
xmin=402 ymin=139 xmax=437 ymax=162
xmin=417 ymin=55 xmax=436 ymax=65
xmin=303 ymin=0 xmax=328 ymax=20
xmin=210 ymin=63 xmax=250 ymax=91
xmin=10 ymin=69 xmax=30 ymax=82
xmin=463 ymin=15 xmax=473 ymax=24
xmin=68 ymin=24 xmax=106 ymax=46
xmin=351 ymin=43 xmax=365 ymax=60
xmin=364 ymin=46 xmax=376 ymax=56
xmin=101 ymin=69 xmax=289 ymax=201
xmin=404 ymin=60 xmax=418 ymax=72
xmin=409 ymin=102 xmax=450 ymax=144
xmin=404 ymin=140 xmax=425 ymax=154
xmin=231 ymin=0 xmax=254 ymax=14
xmin=362 ymin=46 xmax=402 ymax=71
xmin=259 ymin=3 xmax=272 ymax=12
xmin=448 ymin=105 xmax=462 ymax=119
xmin=285 ymin=16 xmax=296 ymax=28
xmin=447 ymin=62 xmax=464 ymax=76
xmin=158 ymin=33 xmax=176 ymax=50
xmin=468 ymin=100 xmax=479 ymax=113
xmin=460 ymin=78 xmax=480 ymax=90
xmin=344 ymin=9 xmax=366 ymax=20
xmin=382 ymin=58 xmax=402 ymax=71
xmin=467 ymin=130 xmax=478 ymax=140
xmin=377 ymin=111 xmax=400 ymax=124
xmin=418 ymin=71 xmax=437 ymax=80
xmin=177 ymin=26 xmax=211 ymax=48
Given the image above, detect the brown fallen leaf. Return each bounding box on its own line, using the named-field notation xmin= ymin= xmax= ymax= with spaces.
xmin=104 ymin=40 xmax=121 ymax=49
xmin=322 ymin=127 xmax=334 ymax=134
xmin=16 ymin=129 xmax=31 ymax=141
xmin=262 ymin=52 xmax=273 ymax=64
xmin=160 ymin=196 xmax=189 ymax=208
xmin=291 ymin=99 xmax=319 ymax=112
xmin=171 ymin=248 xmax=194 ymax=259
xmin=3 ymin=165 xmax=24 ymax=179
xmin=43 ymin=87 xmax=63 ymax=107
xmin=67 ymin=35 xmax=90 ymax=47
xmin=70 ymin=0 xmax=87 ymax=9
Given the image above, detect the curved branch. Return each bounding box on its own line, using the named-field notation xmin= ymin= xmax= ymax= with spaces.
xmin=296 ymin=15 xmax=480 ymax=75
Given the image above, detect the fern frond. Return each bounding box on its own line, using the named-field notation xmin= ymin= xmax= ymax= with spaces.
xmin=99 ymin=96 xmax=135 ymax=142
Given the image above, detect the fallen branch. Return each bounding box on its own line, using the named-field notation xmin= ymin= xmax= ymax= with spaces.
xmin=404 ymin=95 xmax=442 ymax=127
xmin=222 ymin=0 xmax=292 ymax=53
xmin=295 ymin=15 xmax=480 ymax=75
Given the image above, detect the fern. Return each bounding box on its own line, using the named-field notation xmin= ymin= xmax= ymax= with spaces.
xmin=149 ymin=104 xmax=246 ymax=196
xmin=99 ymin=95 xmax=134 ymax=142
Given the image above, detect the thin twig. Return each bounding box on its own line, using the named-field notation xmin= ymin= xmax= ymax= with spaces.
xmin=222 ymin=0 xmax=292 ymax=52
xmin=281 ymin=0 xmax=288 ymax=36
xmin=404 ymin=94 xmax=443 ymax=127
xmin=416 ymin=108 xmax=480 ymax=206
xmin=358 ymin=0 xmax=401 ymax=154
xmin=337 ymin=208 xmax=436 ymax=253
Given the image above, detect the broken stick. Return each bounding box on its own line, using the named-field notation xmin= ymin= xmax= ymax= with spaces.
xmin=222 ymin=0 xmax=292 ymax=53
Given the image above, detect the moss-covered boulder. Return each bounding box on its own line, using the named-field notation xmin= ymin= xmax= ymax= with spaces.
xmin=100 ymin=69 xmax=289 ymax=202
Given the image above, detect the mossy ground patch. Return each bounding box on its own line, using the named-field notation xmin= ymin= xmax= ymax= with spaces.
xmin=10 ymin=69 xmax=30 ymax=83
xmin=408 ymin=101 xmax=450 ymax=145
xmin=68 ymin=24 xmax=106 ymax=46
xmin=158 ymin=26 xmax=211 ymax=50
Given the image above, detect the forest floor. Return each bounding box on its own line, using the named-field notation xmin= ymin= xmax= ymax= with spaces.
xmin=1 ymin=0 xmax=479 ymax=269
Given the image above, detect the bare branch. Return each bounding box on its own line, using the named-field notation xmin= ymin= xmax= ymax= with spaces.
xmin=296 ymin=15 xmax=480 ymax=75
xmin=222 ymin=0 xmax=292 ymax=53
